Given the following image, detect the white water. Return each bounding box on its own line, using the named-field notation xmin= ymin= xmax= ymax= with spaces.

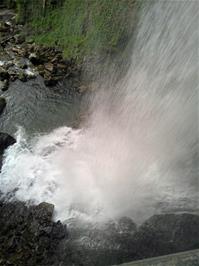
xmin=0 ymin=1 xmax=198 ymax=223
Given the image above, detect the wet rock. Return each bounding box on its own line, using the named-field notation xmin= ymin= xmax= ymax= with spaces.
xmin=0 ymin=97 xmax=6 ymax=114
xmin=25 ymin=68 xmax=36 ymax=79
xmin=16 ymin=58 xmax=28 ymax=69
xmin=0 ymin=201 xmax=68 ymax=266
xmin=29 ymin=52 xmax=41 ymax=65
xmin=0 ymin=132 xmax=16 ymax=155
xmin=132 ymin=213 xmax=199 ymax=259
xmin=0 ymin=66 xmax=9 ymax=80
xmin=52 ymin=221 xmax=67 ymax=240
xmin=0 ymin=79 xmax=9 ymax=91
xmin=14 ymin=34 xmax=25 ymax=45
xmin=44 ymin=76 xmax=59 ymax=86
xmin=32 ymin=202 xmax=54 ymax=224
xmin=18 ymin=70 xmax=27 ymax=82
xmin=44 ymin=62 xmax=54 ymax=73
xmin=0 ymin=132 xmax=16 ymax=171
xmin=117 ymin=216 xmax=137 ymax=235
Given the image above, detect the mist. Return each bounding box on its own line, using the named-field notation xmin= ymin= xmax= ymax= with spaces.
xmin=0 ymin=0 xmax=198 ymax=223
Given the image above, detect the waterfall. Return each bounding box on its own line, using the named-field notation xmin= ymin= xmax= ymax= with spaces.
xmin=0 ymin=0 xmax=198 ymax=223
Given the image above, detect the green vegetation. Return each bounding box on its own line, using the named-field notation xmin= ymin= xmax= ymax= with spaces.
xmin=2 ymin=0 xmax=140 ymax=60
xmin=27 ymin=0 xmax=138 ymax=60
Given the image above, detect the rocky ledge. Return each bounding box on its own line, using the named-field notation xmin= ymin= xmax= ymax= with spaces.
xmin=0 ymin=132 xmax=16 ymax=170
xmin=0 ymin=201 xmax=67 ymax=266
xmin=0 ymin=200 xmax=198 ymax=266
xmin=0 ymin=9 xmax=85 ymax=93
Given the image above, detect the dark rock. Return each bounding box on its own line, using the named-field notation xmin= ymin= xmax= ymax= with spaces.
xmin=0 ymin=132 xmax=16 ymax=171
xmin=0 ymin=79 xmax=9 ymax=91
xmin=16 ymin=58 xmax=28 ymax=69
xmin=44 ymin=76 xmax=59 ymax=87
xmin=132 ymin=213 xmax=199 ymax=260
xmin=14 ymin=34 xmax=25 ymax=45
xmin=29 ymin=52 xmax=42 ymax=65
xmin=0 ymin=97 xmax=6 ymax=115
xmin=0 ymin=201 xmax=69 ymax=266
xmin=0 ymin=66 xmax=9 ymax=80
xmin=117 ymin=216 xmax=137 ymax=234
xmin=32 ymin=202 xmax=54 ymax=224
xmin=0 ymin=132 xmax=16 ymax=155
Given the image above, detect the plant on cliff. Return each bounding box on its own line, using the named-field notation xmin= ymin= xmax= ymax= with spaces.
xmin=16 ymin=0 xmax=139 ymax=60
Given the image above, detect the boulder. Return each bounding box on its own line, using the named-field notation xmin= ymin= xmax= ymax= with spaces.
xmin=0 ymin=201 xmax=68 ymax=266
xmin=0 ymin=79 xmax=9 ymax=91
xmin=44 ymin=62 xmax=54 ymax=73
xmin=0 ymin=97 xmax=6 ymax=114
xmin=16 ymin=58 xmax=28 ymax=69
xmin=132 ymin=213 xmax=199 ymax=259
xmin=0 ymin=66 xmax=9 ymax=80
xmin=0 ymin=132 xmax=16 ymax=171
xmin=14 ymin=34 xmax=25 ymax=45
xmin=29 ymin=52 xmax=42 ymax=65
xmin=0 ymin=132 xmax=16 ymax=155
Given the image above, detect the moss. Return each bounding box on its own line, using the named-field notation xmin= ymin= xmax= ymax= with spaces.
xmin=22 ymin=0 xmax=140 ymax=61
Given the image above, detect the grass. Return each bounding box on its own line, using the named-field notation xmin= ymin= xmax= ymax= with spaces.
xmin=23 ymin=0 xmax=139 ymax=61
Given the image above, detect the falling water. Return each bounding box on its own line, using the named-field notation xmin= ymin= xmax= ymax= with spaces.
xmin=0 ymin=0 xmax=198 ymax=223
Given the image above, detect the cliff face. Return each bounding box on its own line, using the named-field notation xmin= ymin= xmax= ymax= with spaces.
xmin=2 ymin=0 xmax=139 ymax=61
xmin=0 ymin=201 xmax=199 ymax=266
xmin=0 ymin=201 xmax=69 ymax=266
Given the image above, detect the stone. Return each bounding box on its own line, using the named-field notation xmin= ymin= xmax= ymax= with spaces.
xmin=32 ymin=202 xmax=54 ymax=224
xmin=0 ymin=132 xmax=16 ymax=155
xmin=25 ymin=69 xmax=36 ymax=79
xmin=29 ymin=53 xmax=41 ymax=65
xmin=14 ymin=34 xmax=25 ymax=45
xmin=132 ymin=213 xmax=199 ymax=259
xmin=44 ymin=76 xmax=59 ymax=87
xmin=0 ymin=79 xmax=9 ymax=91
xmin=18 ymin=70 xmax=27 ymax=82
xmin=0 ymin=200 xmax=69 ymax=266
xmin=44 ymin=62 xmax=54 ymax=73
xmin=0 ymin=66 xmax=9 ymax=80
xmin=0 ymin=97 xmax=6 ymax=115
xmin=16 ymin=58 xmax=28 ymax=69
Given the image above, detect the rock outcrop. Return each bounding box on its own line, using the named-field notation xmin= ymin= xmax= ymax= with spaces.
xmin=0 ymin=97 xmax=6 ymax=115
xmin=0 ymin=201 xmax=67 ymax=266
xmin=0 ymin=198 xmax=198 ymax=266
xmin=0 ymin=9 xmax=82 ymax=91
xmin=0 ymin=132 xmax=16 ymax=170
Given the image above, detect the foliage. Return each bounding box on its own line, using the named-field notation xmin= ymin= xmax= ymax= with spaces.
xmin=17 ymin=0 xmax=139 ymax=60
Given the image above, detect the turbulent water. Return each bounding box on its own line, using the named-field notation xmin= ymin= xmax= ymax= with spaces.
xmin=0 ymin=1 xmax=198 ymax=223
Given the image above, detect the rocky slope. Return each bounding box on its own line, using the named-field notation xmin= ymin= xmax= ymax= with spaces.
xmin=0 ymin=199 xmax=199 ymax=266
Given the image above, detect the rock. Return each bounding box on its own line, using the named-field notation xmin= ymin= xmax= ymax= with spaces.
xmin=0 ymin=79 xmax=9 ymax=91
xmin=0 ymin=66 xmax=9 ymax=80
xmin=52 ymin=221 xmax=67 ymax=240
xmin=0 ymin=97 xmax=6 ymax=115
xmin=0 ymin=132 xmax=16 ymax=171
xmin=14 ymin=34 xmax=25 ymax=45
xmin=25 ymin=69 xmax=36 ymax=79
xmin=0 ymin=132 xmax=16 ymax=155
xmin=18 ymin=70 xmax=27 ymax=82
xmin=32 ymin=202 xmax=54 ymax=224
xmin=0 ymin=201 xmax=68 ymax=266
xmin=132 ymin=213 xmax=199 ymax=259
xmin=16 ymin=58 xmax=28 ymax=69
xmin=117 ymin=216 xmax=137 ymax=235
xmin=44 ymin=76 xmax=59 ymax=86
xmin=44 ymin=62 xmax=54 ymax=73
xmin=29 ymin=52 xmax=41 ymax=65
